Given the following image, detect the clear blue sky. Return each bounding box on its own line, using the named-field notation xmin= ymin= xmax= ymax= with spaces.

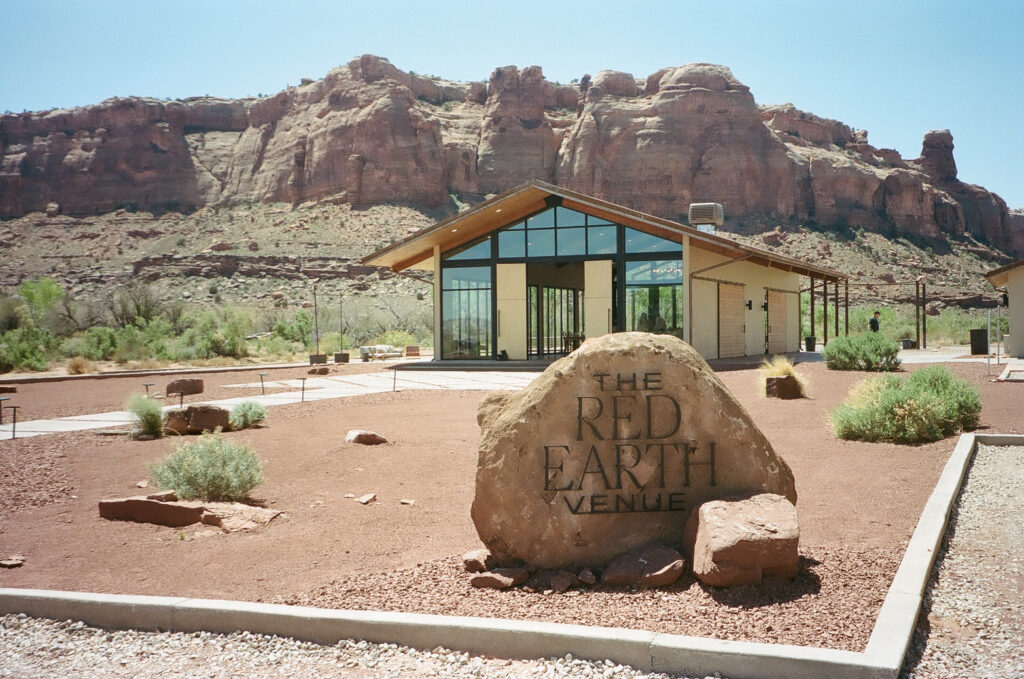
xmin=3 ymin=0 xmax=1022 ymax=208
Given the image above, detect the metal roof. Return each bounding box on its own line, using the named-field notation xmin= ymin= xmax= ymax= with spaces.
xmin=362 ymin=180 xmax=847 ymax=281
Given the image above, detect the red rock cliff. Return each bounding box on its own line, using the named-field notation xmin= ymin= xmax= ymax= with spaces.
xmin=1 ymin=56 xmax=1019 ymax=255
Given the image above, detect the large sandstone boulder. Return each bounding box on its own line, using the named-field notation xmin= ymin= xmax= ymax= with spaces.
xmin=472 ymin=333 xmax=796 ymax=569
xmin=164 ymin=404 xmax=230 ymax=434
xmin=684 ymin=493 xmax=799 ymax=587
xmin=166 ymin=378 xmax=204 ymax=396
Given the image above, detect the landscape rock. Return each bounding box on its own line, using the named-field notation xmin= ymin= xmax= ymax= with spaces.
xmin=98 ymin=495 xmax=205 ymax=527
xmin=355 ymin=493 xmax=377 ymax=505
xmin=472 ymin=332 xmax=797 ymax=569
xmin=469 ymin=567 xmax=530 ymax=590
xmin=548 ymin=569 xmax=581 ymax=593
xmin=45 ymin=202 xmax=60 ymax=217
xmin=600 ymin=543 xmax=685 ymax=588
xmin=184 ymin=405 xmax=231 ymax=433
xmin=925 ymin=301 xmax=943 ymax=316
xmin=166 ymin=378 xmax=204 ymax=396
xmin=308 ymin=366 xmax=329 ymax=375
xmin=0 ymin=555 xmax=25 ymax=568
xmin=163 ymin=409 xmax=190 ymax=435
xmin=346 ymin=429 xmax=388 ymax=445
xmin=577 ymin=567 xmax=597 ymax=585
xmin=684 ymin=493 xmax=800 ymax=587
xmin=462 ymin=548 xmax=497 ymax=573
xmin=200 ymin=502 xmax=281 ymax=532
xmin=765 ymin=375 xmax=803 ymax=399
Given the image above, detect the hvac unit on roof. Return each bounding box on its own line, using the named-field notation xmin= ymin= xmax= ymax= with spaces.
xmin=688 ymin=203 xmax=724 ymax=234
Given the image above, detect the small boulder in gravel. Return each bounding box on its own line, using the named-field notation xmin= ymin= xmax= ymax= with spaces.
xmin=765 ymin=375 xmax=803 ymax=399
xmin=470 ymin=567 xmax=530 ymax=589
xmin=355 ymin=493 xmax=377 ymax=505
xmin=462 ymin=548 xmax=497 ymax=573
xmin=98 ymin=495 xmax=205 ymax=527
xmin=600 ymin=543 xmax=685 ymax=588
xmin=0 ymin=554 xmax=25 ymax=568
xmin=549 ymin=570 xmax=581 ymax=593
xmin=684 ymin=493 xmax=799 ymax=587
xmin=577 ymin=567 xmax=597 ymax=585
xmin=346 ymin=430 xmax=388 ymax=445
xmin=166 ymin=378 xmax=204 ymax=396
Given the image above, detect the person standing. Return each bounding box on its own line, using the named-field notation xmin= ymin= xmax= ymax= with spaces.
xmin=869 ymin=310 xmax=881 ymax=333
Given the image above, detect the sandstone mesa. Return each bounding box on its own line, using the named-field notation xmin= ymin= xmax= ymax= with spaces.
xmin=1 ymin=55 xmax=1021 ymax=256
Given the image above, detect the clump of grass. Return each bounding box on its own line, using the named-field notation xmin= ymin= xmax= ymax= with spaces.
xmin=822 ymin=334 xmax=901 ymax=371
xmin=126 ymin=394 xmax=164 ymax=438
xmin=832 ymin=366 xmax=981 ymax=443
xmin=66 ymin=355 xmax=95 ymax=375
xmin=759 ymin=355 xmax=808 ymax=397
xmin=229 ymin=401 xmax=267 ymax=429
xmin=150 ymin=432 xmax=263 ymax=502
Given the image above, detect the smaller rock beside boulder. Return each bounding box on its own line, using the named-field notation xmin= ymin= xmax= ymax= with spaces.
xmin=165 ymin=404 xmax=231 ymax=435
xmin=346 ymin=430 xmax=388 ymax=445
xmin=684 ymin=493 xmax=799 ymax=587
xmin=470 ymin=567 xmax=530 ymax=590
xmin=99 ymin=491 xmax=280 ymax=532
xmin=462 ymin=548 xmax=497 ymax=573
xmin=600 ymin=543 xmax=686 ymax=588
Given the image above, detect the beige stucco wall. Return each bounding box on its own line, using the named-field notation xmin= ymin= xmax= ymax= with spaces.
xmin=496 ymin=263 xmax=528 ymax=360
xmin=1005 ymin=268 xmax=1024 ymax=357
xmin=687 ymin=247 xmax=803 ymax=355
xmin=690 ymin=278 xmax=719 ymax=358
xmin=584 ymin=260 xmax=613 ymax=338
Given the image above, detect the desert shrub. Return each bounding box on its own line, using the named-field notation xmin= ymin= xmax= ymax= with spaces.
xmin=759 ymin=355 xmax=808 ymax=397
xmin=832 ymin=366 xmax=980 ymax=443
xmin=0 ymin=325 xmax=58 ymax=372
xmin=66 ymin=356 xmax=95 ymax=375
xmin=150 ymin=432 xmax=263 ymax=501
xmin=272 ymin=310 xmax=313 ymax=346
xmin=62 ymin=325 xmax=118 ymax=360
xmin=229 ymin=401 xmax=267 ymax=429
xmin=0 ymin=296 xmax=22 ymax=333
xmin=822 ymin=334 xmax=901 ymax=371
xmin=126 ymin=394 xmax=164 ymax=438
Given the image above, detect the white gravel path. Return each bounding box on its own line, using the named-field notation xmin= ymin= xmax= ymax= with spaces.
xmin=901 ymin=444 xmax=1024 ymax=678
xmin=0 ymin=614 xmax=727 ymax=679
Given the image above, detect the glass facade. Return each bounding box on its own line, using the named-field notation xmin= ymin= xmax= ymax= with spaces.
xmin=439 ymin=204 xmax=685 ymax=358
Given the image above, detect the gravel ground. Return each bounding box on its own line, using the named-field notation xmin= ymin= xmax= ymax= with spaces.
xmin=0 ymin=614 xmax=727 ymax=679
xmin=901 ymin=444 xmax=1024 ymax=678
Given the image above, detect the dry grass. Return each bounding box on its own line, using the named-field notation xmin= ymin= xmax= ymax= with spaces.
xmin=65 ymin=356 xmax=96 ymax=375
xmin=759 ymin=355 xmax=808 ymax=397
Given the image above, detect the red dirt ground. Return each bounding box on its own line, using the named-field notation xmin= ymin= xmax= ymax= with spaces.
xmin=1 ymin=361 xmax=1020 ymax=650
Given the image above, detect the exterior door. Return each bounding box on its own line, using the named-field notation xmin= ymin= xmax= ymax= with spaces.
xmin=767 ymin=289 xmax=788 ymax=355
xmin=718 ymin=282 xmax=746 ymax=358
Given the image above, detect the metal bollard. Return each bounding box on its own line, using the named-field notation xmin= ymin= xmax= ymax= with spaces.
xmin=258 ymin=372 xmax=269 ymax=395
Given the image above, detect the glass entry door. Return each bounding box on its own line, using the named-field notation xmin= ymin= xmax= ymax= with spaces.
xmin=528 ymin=284 xmax=583 ymax=357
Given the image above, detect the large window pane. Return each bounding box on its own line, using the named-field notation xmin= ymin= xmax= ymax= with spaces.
xmin=498 ymin=229 xmax=525 ymax=258
xmin=555 ymin=207 xmax=586 ymax=226
xmin=587 ymin=226 xmax=617 ymax=255
xmin=444 ymin=237 xmax=491 ymax=261
xmin=527 ymin=210 xmax=555 ymax=229
xmin=527 ymin=229 xmax=555 ymax=257
xmin=624 ymin=227 xmax=679 ymax=253
xmin=441 ymin=265 xmax=492 ymax=359
xmin=625 ymin=284 xmax=683 ymax=339
xmin=625 ymin=259 xmax=683 ymax=284
xmin=557 ymin=227 xmax=586 ymax=256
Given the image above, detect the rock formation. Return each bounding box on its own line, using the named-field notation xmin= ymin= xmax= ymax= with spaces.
xmin=2 ymin=55 xmax=1021 ymax=255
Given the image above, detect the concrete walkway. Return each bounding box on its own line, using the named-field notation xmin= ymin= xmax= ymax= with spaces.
xmin=0 ymin=370 xmax=541 ymax=440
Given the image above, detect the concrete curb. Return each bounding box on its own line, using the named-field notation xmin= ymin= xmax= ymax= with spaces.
xmin=0 ymin=362 xmax=310 ymax=385
xmin=3 ymin=433 xmax=1016 ymax=678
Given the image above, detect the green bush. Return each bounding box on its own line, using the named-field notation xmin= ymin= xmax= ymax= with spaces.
xmin=822 ymin=334 xmax=901 ymax=371
xmin=373 ymin=329 xmax=417 ymax=348
xmin=832 ymin=366 xmax=981 ymax=443
xmin=126 ymin=394 xmax=164 ymax=438
xmin=229 ymin=401 xmax=267 ymax=429
xmin=150 ymin=432 xmax=263 ymax=501
xmin=0 ymin=325 xmax=58 ymax=372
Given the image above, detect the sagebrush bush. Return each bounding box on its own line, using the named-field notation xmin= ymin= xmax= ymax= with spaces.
xmin=150 ymin=432 xmax=263 ymax=501
xmin=126 ymin=394 xmax=164 ymax=438
xmin=229 ymin=401 xmax=267 ymax=429
xmin=759 ymin=355 xmax=808 ymax=397
xmin=822 ymin=334 xmax=901 ymax=371
xmin=832 ymin=366 xmax=981 ymax=443
xmin=66 ymin=356 xmax=95 ymax=375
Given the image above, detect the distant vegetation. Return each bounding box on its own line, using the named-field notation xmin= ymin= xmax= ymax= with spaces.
xmin=822 ymin=334 xmax=902 ymax=372
xmin=0 ymin=277 xmax=433 ymax=373
xmin=832 ymin=366 xmax=981 ymax=443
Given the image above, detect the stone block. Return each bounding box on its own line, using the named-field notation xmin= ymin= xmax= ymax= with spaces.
xmin=346 ymin=430 xmax=387 ymax=445
xmin=684 ymin=493 xmax=799 ymax=587
xmin=600 ymin=543 xmax=685 ymax=588
xmin=98 ymin=496 xmax=205 ymax=527
xmin=166 ymin=378 xmax=204 ymax=396
xmin=185 ymin=405 xmax=230 ymax=433
xmin=765 ymin=375 xmax=803 ymax=399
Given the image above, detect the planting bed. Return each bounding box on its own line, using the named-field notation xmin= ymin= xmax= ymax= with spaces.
xmin=1 ymin=361 xmax=1019 ymax=655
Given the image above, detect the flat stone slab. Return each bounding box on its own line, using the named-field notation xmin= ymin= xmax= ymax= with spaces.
xmin=99 ymin=492 xmax=280 ymax=531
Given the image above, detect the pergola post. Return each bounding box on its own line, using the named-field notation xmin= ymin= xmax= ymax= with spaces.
xmin=915 ymin=280 xmax=921 ymax=349
xmin=823 ymin=278 xmax=829 ymax=346
xmin=922 ymin=282 xmax=927 ymax=349
xmin=809 ymin=276 xmax=816 ymax=345
xmin=844 ymin=279 xmax=849 ymax=336
xmin=833 ymin=279 xmax=839 ymax=339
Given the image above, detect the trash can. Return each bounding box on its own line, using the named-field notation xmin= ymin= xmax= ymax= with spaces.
xmin=804 ymin=336 xmax=816 ymax=352
xmin=900 ymin=339 xmax=917 ymax=349
xmin=969 ymin=328 xmax=988 ymax=355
